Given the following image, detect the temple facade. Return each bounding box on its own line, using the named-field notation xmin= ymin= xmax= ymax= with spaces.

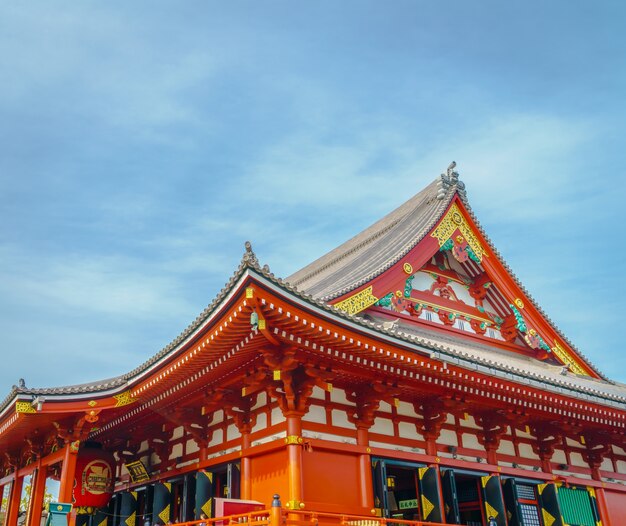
xmin=1 ymin=166 xmax=625 ymax=526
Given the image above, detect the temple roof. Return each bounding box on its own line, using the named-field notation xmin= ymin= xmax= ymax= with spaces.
xmin=1 ymin=166 xmax=621 ymax=430
xmin=286 ymin=175 xmax=460 ymax=300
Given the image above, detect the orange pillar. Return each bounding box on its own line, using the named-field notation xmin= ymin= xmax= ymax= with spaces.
xmin=58 ymin=441 xmax=79 ymax=503
xmin=6 ymin=475 xmax=24 ymax=526
xmin=356 ymin=427 xmax=374 ymax=510
xmin=285 ymin=413 xmax=303 ymax=510
xmin=241 ymin=431 xmax=252 ymax=500
xmin=27 ymin=465 xmax=48 ymax=526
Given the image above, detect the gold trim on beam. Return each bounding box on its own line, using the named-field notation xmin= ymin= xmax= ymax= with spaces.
xmin=15 ymin=401 xmax=36 ymax=414
xmin=333 ymin=286 xmax=379 ymax=316
xmin=113 ymin=391 xmax=135 ymax=407
xmin=431 ymin=203 xmax=487 ymax=262
xmin=551 ymin=340 xmax=588 ymax=376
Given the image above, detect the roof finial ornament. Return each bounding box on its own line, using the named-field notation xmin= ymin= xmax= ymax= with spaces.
xmin=243 ymin=240 xmax=259 ymax=267
xmin=18 ymin=378 xmax=26 ymax=389
xmin=447 ymin=161 xmax=458 ymax=183
xmin=437 ymin=161 xmax=466 ymax=200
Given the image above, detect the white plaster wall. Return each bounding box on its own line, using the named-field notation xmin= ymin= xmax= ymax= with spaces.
xmin=138 ymin=440 xmax=150 ymax=453
xmin=187 ymin=439 xmax=199 ymax=454
xmin=461 ymin=433 xmax=482 ymax=450
xmin=370 ymin=416 xmax=394 ymax=436
xmin=396 ymin=401 xmax=417 ymax=418
xmin=398 ymin=422 xmax=416 ymax=439
xmin=302 ymin=404 xmax=327 ymax=424
xmin=570 ymin=451 xmax=587 ymax=468
xmin=209 ymin=428 xmax=223 ymax=448
xmin=310 ymin=386 xmax=326 ymax=400
xmin=226 ymin=424 xmax=239 ymax=441
xmin=172 ymin=426 xmax=184 ymax=440
xmin=616 ymin=460 xmax=626 ymax=474
xmin=515 ymin=427 xmax=533 ymax=439
xmin=438 ymin=429 xmax=458 ymax=447
xmin=330 ymin=387 xmax=354 ymax=406
xmin=518 ymin=443 xmax=539 ymax=460
xmin=497 ymin=440 xmax=515 ymax=456
xmin=378 ymin=401 xmax=392 ymax=414
xmin=252 ymin=392 xmax=267 ymax=410
xmin=170 ymin=443 xmax=183 ymax=460
xmin=211 ymin=410 xmax=224 ymax=425
xmin=565 ymin=437 xmax=582 ymax=447
xmin=411 ymin=272 xmax=434 ymax=291
xmin=552 ymin=449 xmax=567 ymax=465
xmin=601 ymin=458 xmax=613 ymax=471
xmin=331 ymin=409 xmax=352 ymax=429
xmin=271 ymin=406 xmax=285 ymax=426
xmin=446 ymin=414 xmax=455 ymax=425
xmin=459 ymin=415 xmax=480 ymax=430
xmin=612 ymin=445 xmax=626 ymax=456
xmin=252 ymin=412 xmax=267 ymax=433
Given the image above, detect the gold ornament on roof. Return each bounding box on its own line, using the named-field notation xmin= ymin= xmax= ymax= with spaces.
xmin=15 ymin=401 xmax=36 ymax=414
xmin=551 ymin=340 xmax=588 ymax=376
xmin=431 ymin=203 xmax=487 ymax=262
xmin=334 ymin=286 xmax=379 ymax=316
xmin=114 ymin=390 xmax=135 ymax=407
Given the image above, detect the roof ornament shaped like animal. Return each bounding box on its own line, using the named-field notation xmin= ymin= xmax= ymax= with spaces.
xmin=436 ymin=161 xmax=467 ymax=200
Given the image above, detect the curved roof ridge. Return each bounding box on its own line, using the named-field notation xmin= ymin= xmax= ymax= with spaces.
xmin=287 ymin=165 xmax=466 ymax=299
xmin=0 ymin=242 xmax=265 ymax=416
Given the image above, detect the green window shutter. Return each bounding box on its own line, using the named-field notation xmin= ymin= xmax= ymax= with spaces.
xmin=557 ymin=487 xmax=596 ymax=526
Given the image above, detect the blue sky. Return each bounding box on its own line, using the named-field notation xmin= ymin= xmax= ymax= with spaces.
xmin=1 ymin=1 xmax=625 ymax=393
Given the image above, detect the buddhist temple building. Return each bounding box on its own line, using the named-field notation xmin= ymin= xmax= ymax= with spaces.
xmin=1 ymin=165 xmax=626 ymax=526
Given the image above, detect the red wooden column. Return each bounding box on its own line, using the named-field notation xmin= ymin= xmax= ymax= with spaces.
xmin=58 ymin=440 xmax=79 ymax=502
xmin=6 ymin=475 xmax=24 ymax=526
xmin=356 ymin=427 xmax=374 ymax=510
xmin=27 ymin=464 xmax=48 ymax=526
xmin=285 ymin=412 xmax=304 ymax=510
xmin=240 ymin=430 xmax=252 ymax=500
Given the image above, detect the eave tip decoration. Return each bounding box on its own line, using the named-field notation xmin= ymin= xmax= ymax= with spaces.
xmin=437 ymin=161 xmax=466 ymax=201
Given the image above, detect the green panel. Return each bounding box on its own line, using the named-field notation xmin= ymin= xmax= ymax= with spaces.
xmin=557 ymin=487 xmax=595 ymax=526
xmin=152 ymin=482 xmax=172 ymax=525
xmin=417 ymin=467 xmax=443 ymax=523
xmin=94 ymin=508 xmax=109 ymax=526
xmin=119 ymin=492 xmax=138 ymax=526
xmin=480 ymin=476 xmax=507 ymax=526
xmin=195 ymin=471 xmax=214 ymax=519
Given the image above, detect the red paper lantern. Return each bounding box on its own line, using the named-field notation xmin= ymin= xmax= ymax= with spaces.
xmin=72 ymin=442 xmax=115 ymax=510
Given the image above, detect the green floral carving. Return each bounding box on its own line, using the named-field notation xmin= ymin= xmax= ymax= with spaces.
xmin=375 ymin=292 xmax=394 ymax=307
xmin=509 ymin=304 xmax=527 ymax=333
xmin=404 ymin=275 xmax=415 ymax=298
xmin=466 ymin=245 xmax=480 ymax=263
xmin=440 ymin=239 xmax=454 ymax=252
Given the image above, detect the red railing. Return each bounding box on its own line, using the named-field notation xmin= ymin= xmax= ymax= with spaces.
xmin=173 ymin=510 xmax=273 ymax=526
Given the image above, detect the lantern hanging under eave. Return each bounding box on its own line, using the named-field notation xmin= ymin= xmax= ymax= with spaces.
xmin=72 ymin=442 xmax=115 ymax=512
